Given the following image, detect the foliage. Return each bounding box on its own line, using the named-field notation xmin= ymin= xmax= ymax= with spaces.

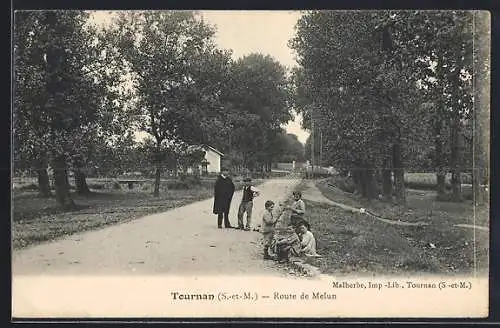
xmin=221 ymin=53 xmax=293 ymax=169
xmin=14 ymin=10 xmax=133 ymax=205
xmin=105 ymin=11 xmax=234 ymax=195
xmin=276 ymin=132 xmax=305 ymax=162
xmin=107 ymin=11 xmax=227 ymax=148
xmin=289 ymin=10 xmax=475 ymax=200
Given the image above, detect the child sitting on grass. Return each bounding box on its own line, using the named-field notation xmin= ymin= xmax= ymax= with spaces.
xmin=273 ymin=226 xmax=301 ymax=263
xmin=296 ymin=222 xmax=321 ymax=257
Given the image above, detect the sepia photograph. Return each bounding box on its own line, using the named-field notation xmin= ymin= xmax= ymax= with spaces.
xmin=12 ymin=9 xmax=490 ymax=318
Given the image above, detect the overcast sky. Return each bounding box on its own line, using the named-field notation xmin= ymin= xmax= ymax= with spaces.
xmin=90 ymin=10 xmax=309 ymax=144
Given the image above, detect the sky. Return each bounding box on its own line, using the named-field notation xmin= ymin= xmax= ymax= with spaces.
xmin=89 ymin=10 xmax=310 ymax=144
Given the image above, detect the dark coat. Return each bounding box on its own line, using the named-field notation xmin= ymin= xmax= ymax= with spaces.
xmin=213 ymin=175 xmax=235 ymax=214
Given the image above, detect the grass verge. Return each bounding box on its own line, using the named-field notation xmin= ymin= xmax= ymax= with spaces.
xmin=12 ymin=178 xmax=264 ymax=250
xmin=297 ymin=180 xmax=488 ymax=276
xmin=317 ymin=178 xmax=488 ymax=227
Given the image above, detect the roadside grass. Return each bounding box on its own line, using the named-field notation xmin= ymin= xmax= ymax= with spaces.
xmin=317 ymin=178 xmax=489 ymax=228
xmin=12 ymin=178 xmax=264 ymax=250
xmin=289 ymin=179 xmax=489 ymax=276
xmin=303 ymin=200 xmax=488 ymax=276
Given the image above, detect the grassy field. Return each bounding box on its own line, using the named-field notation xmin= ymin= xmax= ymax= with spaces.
xmin=405 ymin=172 xmax=473 ymax=186
xmin=404 ymin=172 xmax=475 ymax=197
xmin=297 ymin=180 xmax=489 ymax=277
xmin=12 ymin=177 xmax=263 ymax=250
xmin=317 ymin=178 xmax=488 ymax=227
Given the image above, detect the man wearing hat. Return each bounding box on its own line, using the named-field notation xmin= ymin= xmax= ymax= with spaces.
xmin=237 ymin=177 xmax=260 ymax=231
xmin=213 ymin=169 xmax=235 ymax=229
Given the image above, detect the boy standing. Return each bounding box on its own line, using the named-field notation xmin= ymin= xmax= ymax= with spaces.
xmin=261 ymin=200 xmax=280 ymax=259
xmin=289 ymin=191 xmax=306 ymax=226
xmin=237 ymin=177 xmax=260 ymax=231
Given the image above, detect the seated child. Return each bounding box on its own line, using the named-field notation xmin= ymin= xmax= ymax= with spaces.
xmin=297 ymin=222 xmax=321 ymax=257
xmin=273 ymin=226 xmax=301 ymax=262
xmin=261 ymin=200 xmax=281 ymax=259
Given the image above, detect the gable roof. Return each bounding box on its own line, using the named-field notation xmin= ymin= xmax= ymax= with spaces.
xmin=202 ymin=144 xmax=224 ymax=156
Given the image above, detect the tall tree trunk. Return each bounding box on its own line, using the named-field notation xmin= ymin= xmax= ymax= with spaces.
xmin=392 ymin=142 xmax=406 ymax=204
xmin=450 ymin=115 xmax=462 ymax=202
xmin=34 ymin=156 xmax=51 ymax=197
xmin=358 ymin=167 xmax=369 ymax=198
xmin=352 ymin=169 xmax=362 ymax=196
xmin=65 ymin=166 xmax=71 ymax=191
xmin=73 ymin=156 xmax=90 ymax=194
xmin=382 ymin=159 xmax=393 ymax=202
xmin=436 ymin=171 xmax=446 ymax=196
xmin=74 ymin=169 xmax=90 ymax=194
xmin=365 ymin=168 xmax=377 ymax=200
xmin=51 ymin=154 xmax=76 ymax=210
xmin=434 ymin=116 xmax=446 ymax=197
xmin=153 ymin=162 xmax=162 ymax=197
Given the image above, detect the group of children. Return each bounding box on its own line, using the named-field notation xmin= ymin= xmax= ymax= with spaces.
xmin=215 ymin=174 xmax=319 ymax=263
xmin=259 ymin=191 xmax=320 ymax=262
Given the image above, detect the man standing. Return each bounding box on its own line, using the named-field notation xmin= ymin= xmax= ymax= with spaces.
xmin=237 ymin=177 xmax=260 ymax=231
xmin=213 ymin=169 xmax=235 ymax=229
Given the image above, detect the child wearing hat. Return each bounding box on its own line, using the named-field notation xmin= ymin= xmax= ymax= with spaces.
xmin=237 ymin=177 xmax=260 ymax=230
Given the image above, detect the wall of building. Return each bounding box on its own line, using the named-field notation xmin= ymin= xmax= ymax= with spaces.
xmin=205 ymin=150 xmax=221 ymax=173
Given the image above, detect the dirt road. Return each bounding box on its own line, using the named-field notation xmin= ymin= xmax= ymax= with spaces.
xmin=12 ymin=179 xmax=301 ymax=276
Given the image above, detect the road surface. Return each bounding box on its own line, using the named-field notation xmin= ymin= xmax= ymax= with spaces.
xmin=12 ymin=178 xmax=301 ymax=276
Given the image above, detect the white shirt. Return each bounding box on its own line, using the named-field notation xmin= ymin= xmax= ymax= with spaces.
xmin=300 ymin=230 xmax=318 ymax=256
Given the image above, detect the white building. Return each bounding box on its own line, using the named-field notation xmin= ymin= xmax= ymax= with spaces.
xmin=186 ymin=144 xmax=224 ymax=175
xmin=201 ymin=145 xmax=223 ymax=174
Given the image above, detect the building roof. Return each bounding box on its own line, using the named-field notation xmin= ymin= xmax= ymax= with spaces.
xmin=202 ymin=145 xmax=224 ymax=156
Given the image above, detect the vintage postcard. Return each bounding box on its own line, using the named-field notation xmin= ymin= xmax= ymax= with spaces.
xmin=12 ymin=9 xmax=490 ymax=319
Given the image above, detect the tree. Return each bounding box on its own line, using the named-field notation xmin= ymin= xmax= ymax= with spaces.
xmin=177 ymin=145 xmax=206 ymax=174
xmin=290 ymin=11 xmax=421 ymax=202
xmin=277 ymin=133 xmax=305 ymax=163
xmin=290 ymin=10 xmax=476 ymax=203
xmin=384 ymin=10 xmax=475 ymax=202
xmin=14 ymin=11 xmax=52 ymax=197
xmin=224 ymin=53 xmax=293 ymax=171
xmin=108 ymin=11 xmax=226 ymax=196
xmin=14 ymin=11 xmax=119 ymax=208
